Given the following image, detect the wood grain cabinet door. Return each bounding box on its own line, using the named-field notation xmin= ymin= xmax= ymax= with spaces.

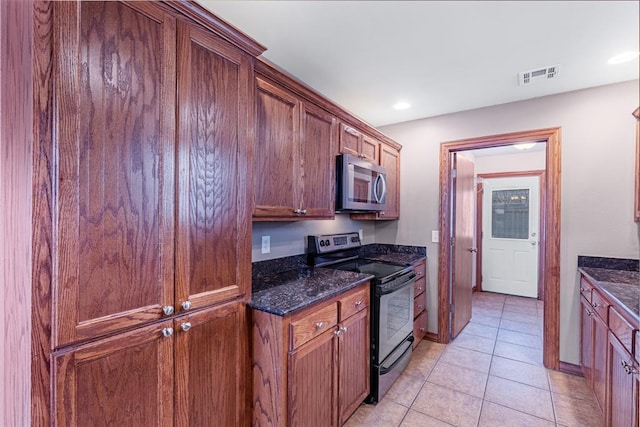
xmin=338 ymin=308 xmax=370 ymax=425
xmin=361 ymin=135 xmax=380 ymax=164
xmin=288 ymin=329 xmax=338 ymax=427
xmin=175 ymin=21 xmax=252 ymax=312
xmin=254 ymin=78 xmax=301 ymax=218
xmin=580 ymin=297 xmax=594 ymax=383
xmin=379 ymin=143 xmax=400 ymax=219
xmin=53 ymin=2 xmax=177 ymax=347
xmin=53 ymin=320 xmax=174 ymax=427
xmin=338 ymin=123 xmax=361 ymax=158
xmin=607 ymin=332 xmax=639 ymax=427
xmin=174 ymin=301 xmax=247 ymax=427
xmin=592 ymin=311 xmax=608 ymax=413
xmin=300 ymin=103 xmax=336 ymax=218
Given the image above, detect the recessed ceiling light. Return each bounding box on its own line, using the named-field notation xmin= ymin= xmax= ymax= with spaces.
xmin=514 ymin=143 xmax=537 ymax=150
xmin=393 ymin=102 xmax=411 ymax=110
xmin=608 ymin=51 xmax=639 ymax=64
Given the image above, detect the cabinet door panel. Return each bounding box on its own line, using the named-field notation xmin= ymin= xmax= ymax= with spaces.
xmin=300 ymin=104 xmax=336 ymax=217
xmin=361 ymin=135 xmax=380 ymax=163
xmin=174 ymin=301 xmax=247 ymax=427
xmin=338 ymin=123 xmax=361 ymax=157
xmin=338 ymin=309 xmax=370 ymax=425
xmin=54 ymin=1 xmax=176 ymax=347
xmin=176 ymin=22 xmax=252 ymax=310
xmin=254 ymin=78 xmax=300 ymax=217
xmin=379 ymin=144 xmax=400 ymax=219
xmin=593 ymin=313 xmax=608 ymax=413
xmin=54 ymin=321 xmax=174 ymax=426
xmin=288 ymin=330 xmax=337 ymax=427
xmin=607 ymin=332 xmax=637 ymax=427
xmin=580 ymin=297 xmax=594 ymax=383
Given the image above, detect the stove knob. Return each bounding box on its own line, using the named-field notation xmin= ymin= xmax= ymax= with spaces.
xmin=319 ymin=240 xmax=325 ymax=247
xmin=324 ymin=239 xmax=330 ymax=246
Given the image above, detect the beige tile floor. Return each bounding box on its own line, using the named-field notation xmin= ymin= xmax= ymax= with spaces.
xmin=344 ymin=291 xmax=604 ymax=427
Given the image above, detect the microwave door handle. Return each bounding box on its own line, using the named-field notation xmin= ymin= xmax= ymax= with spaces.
xmin=373 ymin=174 xmax=387 ymax=204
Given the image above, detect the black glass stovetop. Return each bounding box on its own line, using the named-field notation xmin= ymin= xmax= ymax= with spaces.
xmin=331 ymin=259 xmax=408 ymax=280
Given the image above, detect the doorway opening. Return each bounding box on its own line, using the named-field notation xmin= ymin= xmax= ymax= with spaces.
xmin=438 ymin=127 xmax=561 ymax=370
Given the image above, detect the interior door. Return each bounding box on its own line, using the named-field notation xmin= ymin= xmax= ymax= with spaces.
xmin=482 ymin=176 xmax=540 ymax=297
xmin=451 ymin=153 xmax=475 ymax=338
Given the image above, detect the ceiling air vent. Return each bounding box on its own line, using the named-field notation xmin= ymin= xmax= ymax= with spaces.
xmin=518 ymin=65 xmax=560 ymax=86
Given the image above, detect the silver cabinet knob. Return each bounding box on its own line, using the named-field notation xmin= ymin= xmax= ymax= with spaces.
xmin=162 ymin=327 xmax=174 ymax=338
xmin=591 ymin=302 xmax=599 ymax=308
xmin=181 ymin=322 xmax=192 ymax=332
xmin=334 ymin=329 xmax=342 ymax=336
xmin=355 ymin=300 xmax=363 ymax=307
xmin=293 ymin=208 xmax=301 ymax=214
xmin=315 ymin=322 xmax=325 ymax=330
xmin=182 ymin=300 xmax=192 ymax=311
xmin=341 ymin=326 xmax=348 ymax=333
xmin=162 ymin=306 xmax=174 ymax=316
xmin=301 ymin=209 xmax=307 ymax=215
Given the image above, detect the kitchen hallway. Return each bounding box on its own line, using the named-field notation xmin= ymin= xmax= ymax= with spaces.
xmin=344 ymin=292 xmax=603 ymax=427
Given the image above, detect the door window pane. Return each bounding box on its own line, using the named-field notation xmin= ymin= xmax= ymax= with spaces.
xmin=491 ymin=189 xmax=529 ymax=239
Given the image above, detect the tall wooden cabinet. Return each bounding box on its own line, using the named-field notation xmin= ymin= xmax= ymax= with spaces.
xmin=34 ymin=1 xmax=262 ymax=425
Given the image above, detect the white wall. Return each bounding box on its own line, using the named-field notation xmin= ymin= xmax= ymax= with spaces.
xmin=376 ymin=80 xmax=640 ymax=364
xmin=252 ymin=215 xmax=376 ymax=261
xmin=474 ymin=149 xmax=546 ymax=174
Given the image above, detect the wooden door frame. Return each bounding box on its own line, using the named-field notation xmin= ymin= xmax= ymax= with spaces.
xmin=438 ymin=127 xmax=561 ymax=370
xmin=475 ymin=170 xmax=546 ymax=300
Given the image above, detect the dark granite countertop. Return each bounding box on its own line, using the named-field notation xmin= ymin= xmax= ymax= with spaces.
xmin=249 ymin=267 xmax=373 ymax=316
xmin=579 ymin=267 xmax=639 ymax=322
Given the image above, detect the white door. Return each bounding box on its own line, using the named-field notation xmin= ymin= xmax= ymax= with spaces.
xmin=482 ymin=176 xmax=539 ymax=298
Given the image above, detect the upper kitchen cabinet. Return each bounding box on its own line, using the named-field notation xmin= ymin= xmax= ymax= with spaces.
xmin=175 ymin=20 xmax=253 ymax=312
xmin=52 ymin=1 xmax=177 ymax=347
xmin=339 ymin=123 xmax=379 ymax=163
xmin=351 ymin=142 xmax=402 ymax=220
xmin=254 ymin=76 xmax=336 ymax=220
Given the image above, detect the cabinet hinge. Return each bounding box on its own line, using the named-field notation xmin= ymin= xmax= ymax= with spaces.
xmin=451 ymin=168 xmax=457 ymax=178
xmin=450 ymin=303 xmax=455 ymax=313
xmin=450 ymin=237 xmax=455 ymax=247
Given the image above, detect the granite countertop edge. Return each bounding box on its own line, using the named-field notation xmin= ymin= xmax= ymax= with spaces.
xmin=249 ymin=271 xmax=374 ymax=316
xmin=578 ymin=267 xmax=640 ymax=323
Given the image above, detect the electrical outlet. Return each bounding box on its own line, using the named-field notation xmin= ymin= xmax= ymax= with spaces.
xmin=431 ymin=230 xmax=440 ymax=243
xmin=358 ymin=229 xmax=363 ymax=241
xmin=261 ymin=236 xmax=270 ymax=254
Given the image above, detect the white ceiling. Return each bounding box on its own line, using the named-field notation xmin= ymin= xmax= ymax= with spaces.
xmin=199 ymin=1 xmax=639 ymax=127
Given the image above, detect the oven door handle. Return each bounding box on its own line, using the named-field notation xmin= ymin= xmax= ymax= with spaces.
xmin=377 ymin=274 xmax=416 ymax=295
xmin=380 ymin=336 xmax=415 ymax=375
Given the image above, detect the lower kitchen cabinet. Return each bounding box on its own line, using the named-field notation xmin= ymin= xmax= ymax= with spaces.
xmin=580 ymin=273 xmax=640 ymax=426
xmin=252 ymin=283 xmax=370 ymax=426
xmin=53 ymin=301 xmax=248 ymax=427
xmin=412 ymin=259 xmax=427 ymax=348
xmin=607 ymin=331 xmax=639 ymax=427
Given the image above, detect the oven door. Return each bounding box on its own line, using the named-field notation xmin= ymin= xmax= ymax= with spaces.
xmin=375 ymin=276 xmax=415 ymax=362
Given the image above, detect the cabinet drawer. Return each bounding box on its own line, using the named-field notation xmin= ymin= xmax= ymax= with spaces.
xmin=339 ymin=286 xmax=370 ymax=321
xmin=590 ymin=289 xmax=608 ymax=323
xmin=579 ymin=277 xmax=593 ymax=302
xmin=413 ymin=294 xmax=426 ymax=317
xmin=290 ymin=303 xmax=338 ymax=350
xmin=413 ymin=261 xmax=426 ymax=281
xmin=414 ymin=277 xmax=426 ymax=298
xmin=413 ymin=310 xmax=427 ymax=348
xmin=610 ymin=306 xmax=635 ymax=355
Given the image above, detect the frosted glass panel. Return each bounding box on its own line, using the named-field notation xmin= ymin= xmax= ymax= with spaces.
xmin=491 ymin=189 xmax=529 ymax=239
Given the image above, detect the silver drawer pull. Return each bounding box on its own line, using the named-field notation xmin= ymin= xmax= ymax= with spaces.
xmin=341 ymin=326 xmax=348 ymax=333
xmin=181 ymin=322 xmax=192 ymax=332
xmin=591 ymin=302 xmax=599 ymax=308
xmin=315 ymin=322 xmax=325 ymax=330
xmin=355 ymin=300 xmax=363 ymax=307
xmin=162 ymin=306 xmax=174 ymax=316
xmin=334 ymin=329 xmax=342 ymax=337
xmin=417 ymin=287 xmax=423 ymax=292
xmin=162 ymin=327 xmax=174 ymax=338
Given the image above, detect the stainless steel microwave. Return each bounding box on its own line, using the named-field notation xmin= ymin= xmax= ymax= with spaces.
xmin=336 ymin=154 xmax=387 ymax=212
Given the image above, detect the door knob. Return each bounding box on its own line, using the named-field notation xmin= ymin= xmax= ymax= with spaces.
xmin=468 ymin=248 xmax=477 ymax=253
xmin=531 ymin=241 xmax=537 ymax=246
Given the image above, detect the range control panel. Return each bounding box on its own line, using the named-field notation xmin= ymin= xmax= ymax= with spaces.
xmin=307 ymin=232 xmax=361 ymax=254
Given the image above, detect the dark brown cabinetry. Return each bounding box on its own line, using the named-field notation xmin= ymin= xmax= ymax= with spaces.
xmin=254 ymin=77 xmax=336 ymax=220
xmin=338 ymin=123 xmax=379 ymax=163
xmin=252 ymin=284 xmax=370 ymax=426
xmin=412 ymin=259 xmax=428 ymax=348
xmin=579 ymin=274 xmax=640 ymax=425
xmin=38 ymin=1 xmax=259 ymax=425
